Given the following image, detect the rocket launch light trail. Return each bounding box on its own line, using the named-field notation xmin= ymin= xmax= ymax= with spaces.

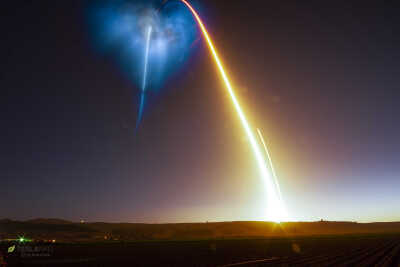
xmin=181 ymin=0 xmax=287 ymax=222
xmin=143 ymin=26 xmax=153 ymax=94
xmin=257 ymin=129 xmax=284 ymax=205
xmin=137 ymin=25 xmax=153 ymax=129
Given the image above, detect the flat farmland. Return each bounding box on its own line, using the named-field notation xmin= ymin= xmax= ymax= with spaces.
xmin=4 ymin=234 xmax=400 ymax=266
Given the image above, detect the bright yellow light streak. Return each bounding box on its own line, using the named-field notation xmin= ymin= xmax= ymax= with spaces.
xmin=181 ymin=0 xmax=287 ymax=222
xmin=257 ymin=128 xmax=283 ymax=203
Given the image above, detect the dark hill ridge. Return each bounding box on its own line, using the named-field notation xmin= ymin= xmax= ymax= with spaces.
xmin=25 ymin=218 xmax=73 ymax=224
xmin=1 ymin=220 xmax=400 ymax=242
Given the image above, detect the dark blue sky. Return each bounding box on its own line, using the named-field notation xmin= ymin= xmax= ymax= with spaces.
xmin=1 ymin=0 xmax=399 ymax=222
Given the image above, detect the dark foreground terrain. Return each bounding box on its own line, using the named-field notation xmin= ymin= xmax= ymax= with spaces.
xmin=2 ymin=234 xmax=400 ymax=266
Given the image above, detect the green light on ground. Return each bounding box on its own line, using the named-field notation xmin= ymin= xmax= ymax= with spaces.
xmin=18 ymin=236 xmax=30 ymax=242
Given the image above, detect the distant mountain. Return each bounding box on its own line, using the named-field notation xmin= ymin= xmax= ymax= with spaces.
xmin=25 ymin=218 xmax=73 ymax=224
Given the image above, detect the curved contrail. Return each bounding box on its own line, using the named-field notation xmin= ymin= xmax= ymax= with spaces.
xmin=180 ymin=0 xmax=287 ymax=222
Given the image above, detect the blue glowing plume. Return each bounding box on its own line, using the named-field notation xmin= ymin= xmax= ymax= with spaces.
xmin=86 ymin=0 xmax=198 ymax=127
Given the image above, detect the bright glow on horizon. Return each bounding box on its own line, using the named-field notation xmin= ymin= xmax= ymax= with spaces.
xmin=181 ymin=0 xmax=288 ymax=222
xmin=257 ymin=129 xmax=288 ymax=221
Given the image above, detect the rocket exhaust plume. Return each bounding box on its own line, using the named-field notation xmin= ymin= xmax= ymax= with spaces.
xmin=181 ymin=0 xmax=288 ymax=222
xmin=137 ymin=25 xmax=153 ymax=129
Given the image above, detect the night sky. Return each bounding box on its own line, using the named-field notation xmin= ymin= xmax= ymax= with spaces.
xmin=2 ymin=1 xmax=399 ymax=222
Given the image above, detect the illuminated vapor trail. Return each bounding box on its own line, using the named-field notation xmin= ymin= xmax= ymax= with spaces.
xmin=137 ymin=26 xmax=153 ymax=129
xmin=181 ymin=0 xmax=287 ymax=222
xmin=257 ymin=129 xmax=283 ymax=203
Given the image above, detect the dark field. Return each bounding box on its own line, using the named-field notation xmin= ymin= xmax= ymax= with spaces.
xmin=3 ymin=234 xmax=400 ymax=266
